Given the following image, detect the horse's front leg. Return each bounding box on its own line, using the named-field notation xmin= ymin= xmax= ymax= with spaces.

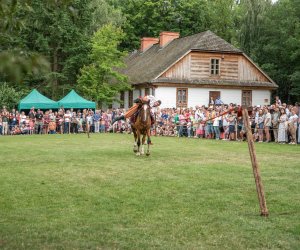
xmin=146 ymin=129 xmax=151 ymax=156
xmin=141 ymin=133 xmax=146 ymax=155
xmin=133 ymin=128 xmax=138 ymax=153
xmin=136 ymin=131 xmax=141 ymax=156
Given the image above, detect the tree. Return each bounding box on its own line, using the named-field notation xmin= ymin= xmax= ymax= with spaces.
xmin=77 ymin=24 xmax=130 ymax=107
xmin=250 ymin=0 xmax=300 ymax=102
xmin=115 ymin=0 xmax=215 ymax=51
xmin=0 ymin=1 xmax=51 ymax=83
xmin=235 ymin=0 xmax=271 ymax=56
xmin=0 ymin=82 xmax=26 ymax=110
xmin=0 ymin=0 xmax=125 ymax=100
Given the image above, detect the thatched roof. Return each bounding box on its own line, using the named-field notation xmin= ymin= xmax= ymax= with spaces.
xmin=124 ymin=30 xmax=277 ymax=89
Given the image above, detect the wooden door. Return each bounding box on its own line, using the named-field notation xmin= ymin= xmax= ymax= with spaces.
xmin=209 ymin=91 xmax=220 ymax=105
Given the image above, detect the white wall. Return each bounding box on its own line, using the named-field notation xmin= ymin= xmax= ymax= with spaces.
xmin=155 ymin=87 xmax=177 ymax=108
xmin=156 ymin=87 xmax=242 ymax=108
xmin=252 ymin=90 xmax=271 ymax=106
xmin=188 ymin=88 xmax=241 ymax=107
xmin=118 ymin=87 xmax=271 ymax=109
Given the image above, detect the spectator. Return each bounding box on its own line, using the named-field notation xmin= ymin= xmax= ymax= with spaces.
xmin=215 ymin=97 xmax=223 ymax=106
xmin=71 ymin=112 xmax=78 ymax=134
xmin=0 ymin=116 xmax=2 ymax=135
xmin=213 ymin=112 xmax=221 ymax=140
xmin=206 ymin=107 xmax=215 ymax=139
xmin=275 ymin=96 xmax=281 ymax=106
xmin=64 ymin=110 xmax=71 ymax=134
xmin=35 ymin=109 xmax=44 ymax=134
xmin=93 ymin=110 xmax=100 ymax=133
xmin=228 ymin=110 xmax=236 ymax=141
xmin=278 ymin=108 xmax=288 ymax=144
xmin=264 ymin=108 xmax=272 ymax=142
xmin=272 ymin=106 xmax=280 ymax=143
xmin=288 ymin=108 xmax=298 ymax=144
xmin=257 ymin=109 xmax=264 ymax=143
xmin=48 ymin=119 xmax=56 ymax=134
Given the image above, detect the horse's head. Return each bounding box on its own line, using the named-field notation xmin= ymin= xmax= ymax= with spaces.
xmin=140 ymin=103 xmax=151 ymax=122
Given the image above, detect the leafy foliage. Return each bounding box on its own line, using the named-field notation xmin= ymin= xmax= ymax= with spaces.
xmin=243 ymin=0 xmax=300 ymax=102
xmin=1 ymin=0 xmax=300 ymax=103
xmin=0 ymin=82 xmax=26 ymax=110
xmin=77 ymin=24 xmax=130 ymax=107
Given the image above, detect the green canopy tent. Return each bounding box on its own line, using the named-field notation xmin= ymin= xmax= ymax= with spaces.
xmin=18 ymin=89 xmax=58 ymax=110
xmin=58 ymin=90 xmax=96 ymax=109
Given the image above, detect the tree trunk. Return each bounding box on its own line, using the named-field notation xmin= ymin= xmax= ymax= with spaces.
xmin=52 ymin=47 xmax=58 ymax=99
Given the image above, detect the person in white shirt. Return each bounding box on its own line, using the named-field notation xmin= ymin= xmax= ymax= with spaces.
xmin=63 ymin=110 xmax=71 ymax=134
xmin=20 ymin=111 xmax=27 ymax=124
xmin=213 ymin=113 xmax=221 ymax=139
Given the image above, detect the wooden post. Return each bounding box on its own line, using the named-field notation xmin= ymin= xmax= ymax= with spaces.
xmin=87 ymin=119 xmax=90 ymax=138
xmin=154 ymin=113 xmax=157 ymax=137
xmin=242 ymin=108 xmax=269 ymax=216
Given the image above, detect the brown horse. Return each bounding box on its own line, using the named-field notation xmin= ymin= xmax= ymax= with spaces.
xmin=131 ymin=102 xmax=152 ymax=156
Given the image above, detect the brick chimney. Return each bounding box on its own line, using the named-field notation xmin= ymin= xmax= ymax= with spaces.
xmin=140 ymin=37 xmax=159 ymax=52
xmin=159 ymin=31 xmax=180 ymax=47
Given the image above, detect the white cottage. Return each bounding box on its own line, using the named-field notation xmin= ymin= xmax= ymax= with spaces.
xmin=117 ymin=30 xmax=277 ymax=109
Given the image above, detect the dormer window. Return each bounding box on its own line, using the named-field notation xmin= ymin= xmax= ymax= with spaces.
xmin=211 ymin=58 xmax=220 ymax=75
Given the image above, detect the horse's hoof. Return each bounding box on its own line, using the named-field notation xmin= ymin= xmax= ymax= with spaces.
xmin=146 ymin=152 xmax=150 ymax=156
xmin=133 ymin=149 xmax=138 ymax=153
xmin=136 ymin=152 xmax=140 ymax=156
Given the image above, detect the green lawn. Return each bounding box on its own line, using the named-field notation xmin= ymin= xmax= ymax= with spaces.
xmin=0 ymin=134 xmax=299 ymax=249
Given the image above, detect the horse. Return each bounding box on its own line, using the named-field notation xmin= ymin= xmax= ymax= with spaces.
xmin=131 ymin=102 xmax=152 ymax=156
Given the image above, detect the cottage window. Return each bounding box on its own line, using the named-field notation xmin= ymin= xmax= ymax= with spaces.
xmin=177 ymin=88 xmax=188 ymax=107
xmin=210 ymin=58 xmax=220 ymax=75
xmin=242 ymin=90 xmax=252 ymax=107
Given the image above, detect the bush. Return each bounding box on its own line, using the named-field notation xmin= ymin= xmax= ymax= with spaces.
xmin=0 ymin=82 xmax=25 ymax=110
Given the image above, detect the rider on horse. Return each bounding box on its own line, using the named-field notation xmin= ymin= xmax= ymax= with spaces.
xmin=112 ymin=95 xmax=161 ymax=125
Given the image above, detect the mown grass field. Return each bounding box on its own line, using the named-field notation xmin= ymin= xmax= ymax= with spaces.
xmin=0 ymin=134 xmax=299 ymax=249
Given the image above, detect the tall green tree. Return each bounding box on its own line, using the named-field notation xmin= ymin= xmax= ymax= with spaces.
xmin=77 ymin=24 xmax=130 ymax=107
xmin=0 ymin=0 xmax=50 ymax=84
xmin=249 ymin=0 xmax=300 ymax=102
xmin=116 ymin=0 xmax=215 ymax=50
xmin=0 ymin=0 xmax=124 ymax=100
xmin=236 ymin=0 xmax=272 ymax=56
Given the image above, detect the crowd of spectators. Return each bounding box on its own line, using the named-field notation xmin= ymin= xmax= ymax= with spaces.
xmin=1 ymin=97 xmax=300 ymax=144
xmin=0 ymin=107 xmax=115 ymax=136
